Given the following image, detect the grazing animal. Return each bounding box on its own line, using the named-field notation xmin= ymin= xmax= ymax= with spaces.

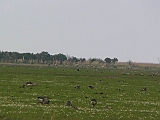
xmin=117 ymin=88 xmax=121 ymax=91
xmin=25 ymin=82 xmax=37 ymax=86
xmin=20 ymin=82 xmax=36 ymax=88
xmin=100 ymin=92 xmax=103 ymax=94
xmin=152 ymin=72 xmax=158 ymax=76
xmin=66 ymin=101 xmax=72 ymax=106
xmin=148 ymin=72 xmax=158 ymax=77
xmin=20 ymin=84 xmax=25 ymax=88
xmin=89 ymin=86 xmax=94 ymax=89
xmin=142 ymin=87 xmax=147 ymax=91
xmin=91 ymin=99 xmax=97 ymax=107
xmin=126 ymin=66 xmax=132 ymax=69
xmin=94 ymin=92 xmax=103 ymax=94
xmin=113 ymin=66 xmax=117 ymax=68
xmin=104 ymin=106 xmax=112 ymax=109
xmin=144 ymin=67 xmax=149 ymax=69
xmin=38 ymin=96 xmax=49 ymax=104
xmin=71 ymin=105 xmax=78 ymax=110
xmin=139 ymin=73 xmax=144 ymax=76
xmin=66 ymin=101 xmax=78 ymax=110
xmin=74 ymin=85 xmax=80 ymax=89
xmin=99 ymin=80 xmax=103 ymax=82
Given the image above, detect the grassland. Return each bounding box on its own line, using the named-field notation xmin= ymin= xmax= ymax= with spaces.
xmin=0 ymin=65 xmax=160 ymax=120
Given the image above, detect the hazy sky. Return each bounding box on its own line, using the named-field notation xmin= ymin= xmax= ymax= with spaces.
xmin=1 ymin=0 xmax=160 ymax=63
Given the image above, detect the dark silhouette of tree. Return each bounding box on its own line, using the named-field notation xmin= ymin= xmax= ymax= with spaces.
xmin=0 ymin=51 xmax=3 ymax=60
xmin=1 ymin=51 xmax=10 ymax=62
xmin=68 ymin=56 xmax=79 ymax=65
xmin=112 ymin=58 xmax=118 ymax=64
xmin=80 ymin=58 xmax=86 ymax=63
xmin=23 ymin=53 xmax=32 ymax=60
xmin=53 ymin=53 xmax=67 ymax=65
xmin=39 ymin=51 xmax=51 ymax=64
xmin=88 ymin=58 xmax=96 ymax=66
xmin=104 ymin=57 xmax=111 ymax=63
xmin=104 ymin=57 xmax=111 ymax=67
xmin=9 ymin=52 xmax=19 ymax=62
xmin=96 ymin=58 xmax=104 ymax=66
xmin=35 ymin=53 xmax=41 ymax=63
xmin=128 ymin=59 xmax=132 ymax=66
xmin=0 ymin=50 xmax=118 ymax=66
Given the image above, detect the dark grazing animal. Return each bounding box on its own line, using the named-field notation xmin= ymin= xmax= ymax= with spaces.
xmin=66 ymin=101 xmax=78 ymax=110
xmin=20 ymin=82 xmax=37 ymax=88
xmin=25 ymin=82 xmax=37 ymax=86
xmin=74 ymin=85 xmax=80 ymax=89
xmin=142 ymin=87 xmax=147 ymax=91
xmin=71 ymin=105 xmax=78 ymax=110
xmin=66 ymin=101 xmax=72 ymax=106
xmin=89 ymin=86 xmax=94 ymax=89
xmin=38 ymin=96 xmax=49 ymax=104
xmin=91 ymin=99 xmax=97 ymax=107
xmin=104 ymin=106 xmax=112 ymax=109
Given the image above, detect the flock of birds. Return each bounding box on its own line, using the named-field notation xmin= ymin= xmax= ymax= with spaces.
xmin=19 ymin=68 xmax=152 ymax=111
xmin=19 ymin=81 xmax=113 ymax=110
xmin=65 ymin=98 xmax=97 ymax=110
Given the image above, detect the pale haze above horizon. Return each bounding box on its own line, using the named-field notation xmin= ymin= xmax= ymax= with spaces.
xmin=1 ymin=0 xmax=160 ymax=63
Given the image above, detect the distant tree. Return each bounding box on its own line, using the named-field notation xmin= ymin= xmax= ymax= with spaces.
xmin=104 ymin=57 xmax=111 ymax=67
xmin=79 ymin=58 xmax=86 ymax=65
xmin=68 ymin=56 xmax=79 ymax=65
xmin=80 ymin=58 xmax=86 ymax=62
xmin=39 ymin=51 xmax=51 ymax=63
xmin=35 ymin=53 xmax=41 ymax=63
xmin=88 ymin=58 xmax=96 ymax=66
xmin=53 ymin=53 xmax=67 ymax=65
xmin=0 ymin=50 xmax=119 ymax=67
xmin=96 ymin=58 xmax=104 ymax=66
xmin=2 ymin=51 xmax=10 ymax=62
xmin=0 ymin=51 xmax=3 ymax=60
xmin=104 ymin=57 xmax=111 ymax=64
xmin=9 ymin=52 xmax=19 ymax=62
xmin=128 ymin=59 xmax=132 ymax=66
xmin=22 ymin=53 xmax=36 ymax=63
xmin=112 ymin=58 xmax=118 ymax=64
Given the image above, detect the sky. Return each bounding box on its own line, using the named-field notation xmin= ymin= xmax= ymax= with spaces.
xmin=0 ymin=0 xmax=160 ymax=63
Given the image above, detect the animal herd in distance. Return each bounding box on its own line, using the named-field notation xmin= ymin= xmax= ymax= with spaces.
xmin=18 ymin=67 xmax=152 ymax=109
xmin=19 ymin=80 xmax=147 ymax=110
xmin=20 ymin=81 xmax=101 ymax=108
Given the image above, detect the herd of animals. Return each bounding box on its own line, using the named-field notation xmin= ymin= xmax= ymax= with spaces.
xmin=17 ymin=67 xmax=159 ymax=112
xmin=19 ymin=79 xmax=149 ymax=111
xmin=20 ymin=81 xmax=105 ymax=110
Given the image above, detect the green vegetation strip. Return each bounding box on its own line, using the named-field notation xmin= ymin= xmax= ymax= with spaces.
xmin=0 ymin=66 xmax=159 ymax=120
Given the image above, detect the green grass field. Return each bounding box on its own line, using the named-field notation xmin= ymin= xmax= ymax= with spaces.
xmin=0 ymin=65 xmax=159 ymax=120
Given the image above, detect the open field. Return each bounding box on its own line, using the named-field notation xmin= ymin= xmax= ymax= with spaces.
xmin=0 ymin=65 xmax=160 ymax=120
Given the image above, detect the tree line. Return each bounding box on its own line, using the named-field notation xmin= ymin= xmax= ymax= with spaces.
xmin=0 ymin=51 xmax=118 ymax=67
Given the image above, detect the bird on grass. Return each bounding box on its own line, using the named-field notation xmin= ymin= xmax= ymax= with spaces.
xmin=90 ymin=99 xmax=97 ymax=107
xmin=89 ymin=85 xmax=94 ymax=89
xmin=38 ymin=96 xmax=49 ymax=104
xmin=71 ymin=105 xmax=78 ymax=110
xmin=66 ymin=101 xmax=78 ymax=110
xmin=142 ymin=87 xmax=147 ymax=91
xmin=74 ymin=85 xmax=80 ymax=89
xmin=66 ymin=101 xmax=72 ymax=106
xmin=104 ymin=105 xmax=112 ymax=110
